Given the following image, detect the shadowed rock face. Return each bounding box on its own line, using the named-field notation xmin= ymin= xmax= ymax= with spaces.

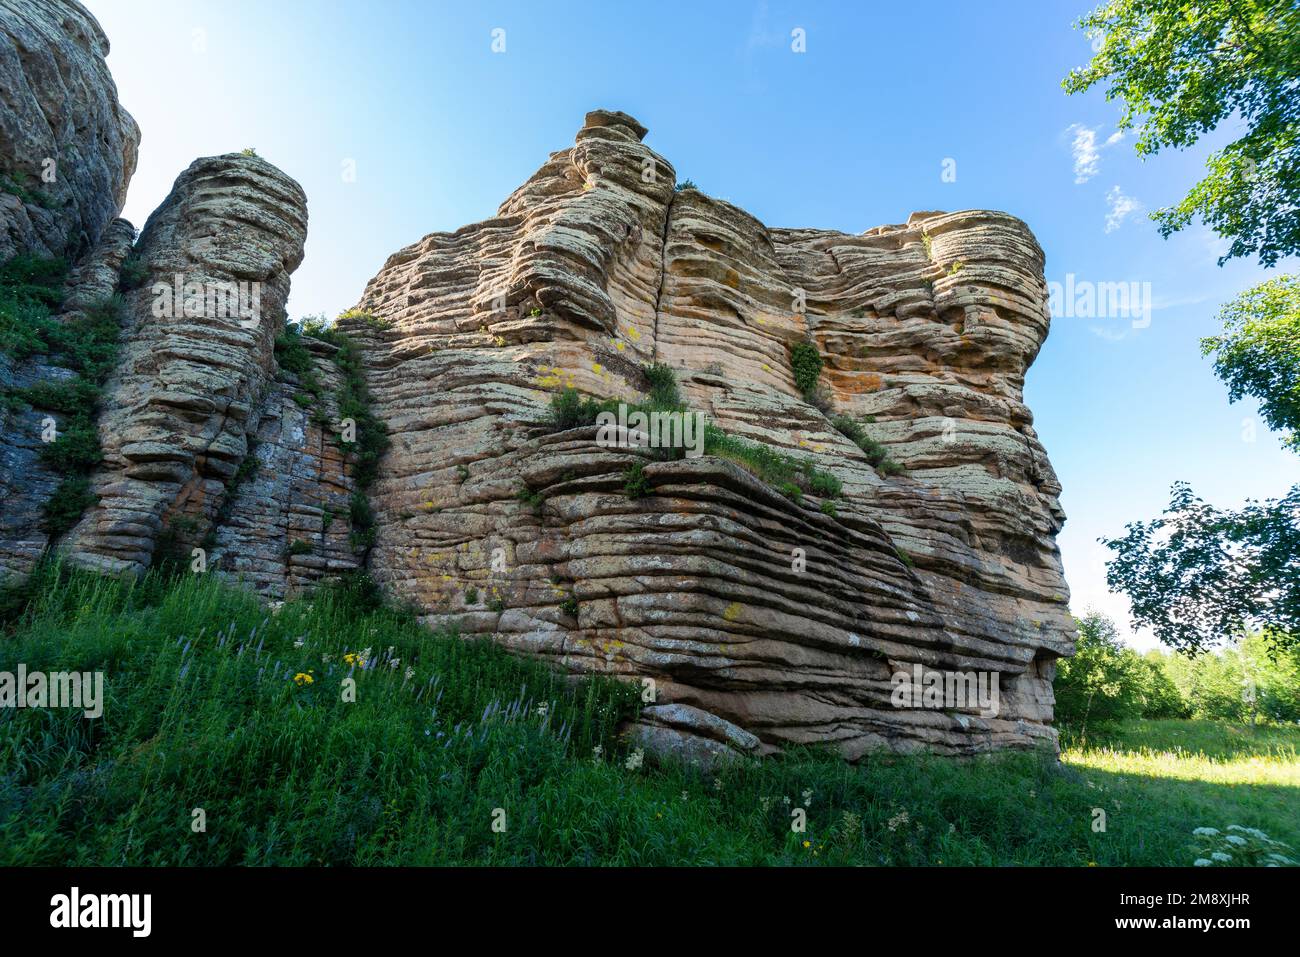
xmin=0 ymin=0 xmax=139 ymax=260
xmin=340 ymin=110 xmax=1075 ymax=758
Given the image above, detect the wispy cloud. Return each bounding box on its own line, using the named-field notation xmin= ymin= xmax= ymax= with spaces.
xmin=1104 ymin=185 xmax=1142 ymax=233
xmin=1066 ymin=123 xmax=1124 ymax=184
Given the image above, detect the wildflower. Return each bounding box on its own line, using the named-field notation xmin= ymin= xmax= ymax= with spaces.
xmin=802 ymin=788 xmax=813 ymax=805
xmin=681 ymin=791 xmax=688 ymax=802
xmin=802 ymin=840 xmax=811 ymax=849
xmin=292 ymin=672 xmax=314 ymax=686
xmin=592 ymin=744 xmax=603 ymax=762
xmin=1211 ymin=852 xmax=1232 ymax=862
xmin=1224 ymin=835 xmax=1247 ymax=846
xmin=404 ymin=666 xmax=415 ymax=680
xmin=293 ymin=637 xmax=304 ymax=649
xmin=1192 ymin=827 xmax=1220 ymax=837
xmin=714 ymin=778 xmax=722 ymax=790
xmin=887 ymin=810 xmax=910 ymax=832
xmin=1193 ymin=858 xmax=1212 ymax=867
xmin=536 ymin=702 xmax=549 ymax=717
xmin=625 ymin=748 xmax=644 ymax=771
xmin=389 ymin=658 xmax=400 ymax=669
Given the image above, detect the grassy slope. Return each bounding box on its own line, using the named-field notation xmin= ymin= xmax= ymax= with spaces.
xmin=0 ymin=568 xmax=1295 ymax=866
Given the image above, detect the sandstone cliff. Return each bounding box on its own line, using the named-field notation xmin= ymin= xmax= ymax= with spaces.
xmin=338 ymin=110 xmax=1074 ymax=757
xmin=0 ymin=2 xmax=1074 ymax=760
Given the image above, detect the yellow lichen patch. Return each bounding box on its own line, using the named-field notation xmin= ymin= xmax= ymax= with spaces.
xmin=626 ymin=326 xmax=641 ymax=341
xmin=614 ymin=340 xmax=625 ymax=352
xmin=722 ymin=602 xmax=742 ymax=622
xmin=592 ymin=362 xmax=603 ymax=375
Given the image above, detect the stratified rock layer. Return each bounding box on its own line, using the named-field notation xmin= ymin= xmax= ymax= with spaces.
xmin=0 ymin=0 xmax=139 ymax=260
xmin=210 ymin=334 xmax=362 ymax=597
xmin=342 ymin=110 xmax=1074 ymax=758
xmin=65 ymin=153 xmax=309 ymax=575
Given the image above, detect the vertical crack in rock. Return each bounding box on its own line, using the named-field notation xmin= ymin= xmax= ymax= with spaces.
xmin=651 ymin=188 xmax=677 ymax=363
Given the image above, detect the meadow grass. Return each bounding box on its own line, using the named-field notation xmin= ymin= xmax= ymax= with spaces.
xmin=1 ymin=567 xmax=1295 ymax=866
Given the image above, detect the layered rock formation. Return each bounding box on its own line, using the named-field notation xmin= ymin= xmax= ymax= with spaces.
xmin=0 ymin=0 xmax=1075 ymax=760
xmin=64 ymin=153 xmax=309 ymax=575
xmin=340 ymin=110 xmax=1074 ymax=757
xmin=0 ymin=0 xmax=139 ymax=261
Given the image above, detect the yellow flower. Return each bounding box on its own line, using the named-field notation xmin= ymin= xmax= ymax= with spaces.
xmin=293 ymin=672 xmax=314 ymax=686
xmin=802 ymin=840 xmax=811 ymax=848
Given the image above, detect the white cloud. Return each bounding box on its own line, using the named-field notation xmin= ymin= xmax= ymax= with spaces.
xmin=1104 ymin=185 xmax=1142 ymax=233
xmin=1067 ymin=123 xmax=1124 ymax=184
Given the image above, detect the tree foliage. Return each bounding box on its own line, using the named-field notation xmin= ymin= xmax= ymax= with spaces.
xmin=1202 ymin=273 xmax=1300 ymax=451
xmin=1065 ymin=0 xmax=1300 ymax=265
xmin=1102 ymin=482 xmax=1300 ymax=652
xmin=1054 ymin=612 xmax=1300 ymax=727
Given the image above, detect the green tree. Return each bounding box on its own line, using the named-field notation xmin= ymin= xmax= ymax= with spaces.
xmin=1065 ymin=0 xmax=1300 ymax=266
xmin=1054 ymin=611 xmax=1148 ymax=729
xmin=1102 ymin=482 xmax=1300 ymax=653
xmin=1134 ymin=652 xmax=1190 ymax=718
xmin=1202 ymin=274 xmax=1300 ymax=451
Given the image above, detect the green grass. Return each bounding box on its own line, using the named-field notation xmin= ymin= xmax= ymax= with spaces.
xmin=545 ymin=361 xmax=845 ymax=505
xmin=1 ymin=255 xmax=134 ymax=536
xmin=622 ymin=462 xmax=652 ymax=499
xmin=275 ymin=318 xmax=391 ymax=554
xmin=1 ymin=567 xmax=1295 ymax=866
xmin=0 ymin=172 xmax=56 ymax=210
xmin=830 ymin=413 xmax=905 ymax=477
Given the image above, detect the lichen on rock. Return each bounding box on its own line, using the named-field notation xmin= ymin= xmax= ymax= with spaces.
xmin=341 ymin=109 xmax=1075 ymax=758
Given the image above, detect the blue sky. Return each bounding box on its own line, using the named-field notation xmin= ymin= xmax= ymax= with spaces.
xmin=87 ymin=0 xmax=1297 ymax=648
